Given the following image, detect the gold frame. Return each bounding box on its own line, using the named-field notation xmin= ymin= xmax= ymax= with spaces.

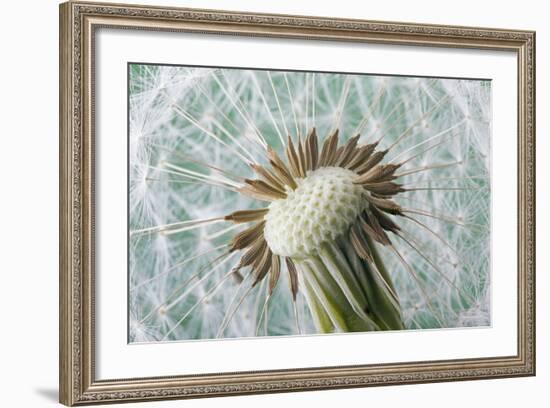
xmin=59 ymin=1 xmax=536 ymax=405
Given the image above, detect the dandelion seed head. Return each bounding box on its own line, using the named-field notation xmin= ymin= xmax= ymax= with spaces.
xmin=264 ymin=167 xmax=365 ymax=259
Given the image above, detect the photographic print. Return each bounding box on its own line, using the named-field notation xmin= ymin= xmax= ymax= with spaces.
xmin=128 ymin=64 xmax=491 ymax=343
xmin=60 ymin=4 xmax=535 ymax=403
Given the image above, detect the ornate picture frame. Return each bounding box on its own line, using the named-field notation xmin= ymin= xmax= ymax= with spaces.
xmin=59 ymin=1 xmax=535 ymax=405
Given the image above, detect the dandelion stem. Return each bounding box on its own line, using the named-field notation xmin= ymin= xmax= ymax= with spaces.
xmin=298 ymin=245 xmax=382 ymax=333
xmin=403 ymin=187 xmax=475 ymax=192
xmin=164 ymin=252 xmax=237 ymax=312
xmin=250 ymin=72 xmax=285 ymax=147
xmin=368 ymin=99 xmax=409 ymax=140
xmin=214 ymin=71 xmax=268 ymax=150
xmin=395 ymin=232 xmax=476 ymax=304
xmin=167 ymin=95 xmax=256 ymax=165
xmin=255 ymin=286 xmax=272 ymax=336
xmin=395 ymin=161 xmax=463 ymax=178
xmin=354 ymin=80 xmax=386 ymax=135
xmin=193 ymin=80 xmax=268 ymax=158
xmin=267 ymin=72 xmax=290 ymax=139
xmin=162 ymin=161 xmax=241 ymax=189
xmin=300 ymin=263 xmax=347 ymax=332
xmin=386 ymin=94 xmax=452 ymax=151
xmin=217 ymin=282 xmax=255 ymax=338
xmin=403 ymin=208 xmax=466 ymax=226
xmin=131 ymin=216 xmax=225 ymax=237
xmin=161 ymin=270 xmax=235 ymax=340
xmin=293 ymin=298 xmax=303 ymax=335
xmin=146 ymin=165 xmax=238 ymax=192
xmin=311 ymin=73 xmax=316 ymax=128
xmin=390 ymin=119 xmax=466 ymax=163
xmin=332 ymin=77 xmax=352 ymax=133
xmin=305 ymin=73 xmax=309 ymax=136
xmin=283 ymin=73 xmax=300 ymax=139
xmin=130 ymin=244 xmax=228 ymax=292
xmin=402 ymin=215 xmax=458 ymax=255
xmin=138 ymin=251 xmax=233 ymax=324
xmin=370 ymin=78 xmax=435 ymax=142
xmin=148 ymin=143 xmax=244 ymax=183
xmin=387 ymin=245 xmax=447 ymax=327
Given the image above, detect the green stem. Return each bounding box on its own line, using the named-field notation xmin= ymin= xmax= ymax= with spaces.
xmin=300 ymin=263 xmax=346 ymax=332
xmin=297 ymin=238 xmax=404 ymax=334
xmin=365 ymin=234 xmax=397 ymax=296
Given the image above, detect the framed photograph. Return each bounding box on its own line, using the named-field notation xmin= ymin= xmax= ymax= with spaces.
xmin=59 ymin=1 xmax=536 ymax=405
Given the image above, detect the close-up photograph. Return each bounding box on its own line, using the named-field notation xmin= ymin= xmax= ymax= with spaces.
xmin=128 ymin=65 xmax=491 ymax=343
xmin=0 ymin=0 xmax=546 ymax=407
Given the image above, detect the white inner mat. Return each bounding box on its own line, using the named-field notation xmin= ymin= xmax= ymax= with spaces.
xmin=95 ymin=28 xmax=518 ymax=380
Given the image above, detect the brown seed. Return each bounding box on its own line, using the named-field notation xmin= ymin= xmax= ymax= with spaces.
xmin=232 ymin=270 xmax=244 ymax=284
xmin=355 ymin=163 xmax=401 ymax=184
xmin=229 ymin=221 xmax=266 ymax=252
xmin=333 ymin=146 xmax=345 ymax=166
xmin=267 ymin=147 xmax=297 ymax=190
xmin=239 ymin=238 xmax=267 ymax=267
xmin=224 ymin=208 xmax=269 ymax=223
xmin=269 ymin=255 xmax=281 ymax=295
xmin=252 ymin=246 xmax=272 ymax=287
xmin=243 ymin=179 xmax=287 ymax=200
xmin=365 ymin=195 xmax=403 ymax=215
xmin=250 ymin=163 xmax=286 ymax=192
xmin=350 ymin=224 xmax=373 ymax=262
xmin=371 ymin=205 xmax=401 ymax=233
xmin=319 ymin=129 xmax=339 ymax=167
xmin=286 ymin=257 xmax=299 ymax=301
xmin=360 ymin=212 xmax=391 ymax=246
xmin=336 ymin=134 xmax=360 ymax=167
xmin=285 ymin=135 xmax=302 ymax=178
xmin=237 ymin=186 xmax=276 ymax=202
xmin=297 ymin=136 xmax=307 ymax=178
xmin=362 ymin=181 xmax=405 ymax=196
xmin=347 ymin=142 xmax=378 ymax=171
xmin=305 ymin=127 xmax=319 ymax=171
xmin=355 ymin=149 xmax=388 ymax=174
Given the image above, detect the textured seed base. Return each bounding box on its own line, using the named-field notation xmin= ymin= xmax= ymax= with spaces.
xmin=264 ymin=167 xmax=365 ymax=259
